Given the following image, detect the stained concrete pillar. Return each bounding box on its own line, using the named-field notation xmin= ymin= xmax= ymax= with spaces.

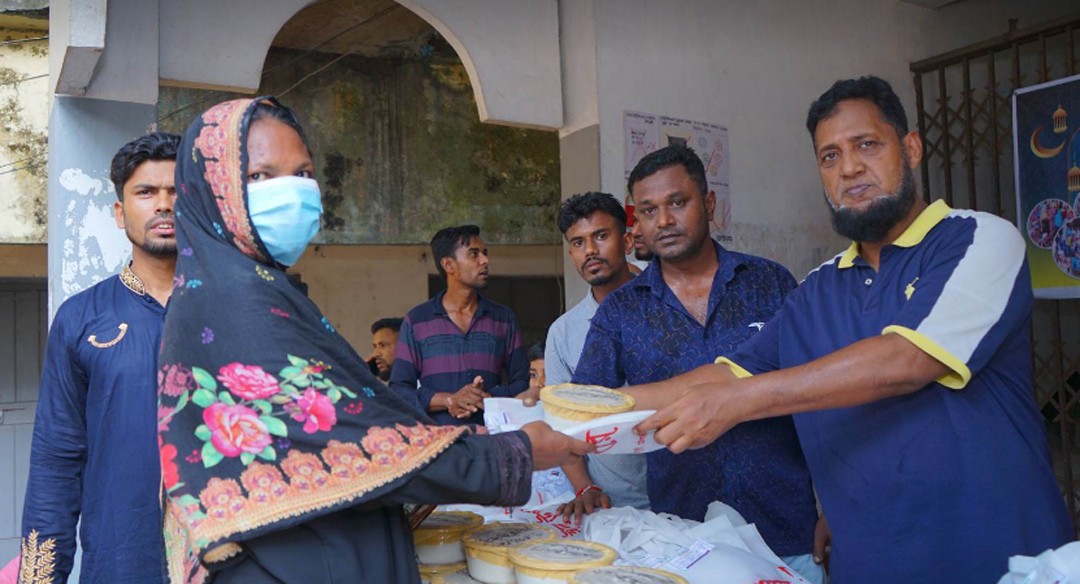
xmin=46 ymin=97 xmax=156 ymax=318
xmin=47 ymin=0 xmax=159 ymax=317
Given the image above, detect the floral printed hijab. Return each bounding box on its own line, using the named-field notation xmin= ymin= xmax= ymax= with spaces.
xmin=158 ymin=98 xmax=466 ymax=583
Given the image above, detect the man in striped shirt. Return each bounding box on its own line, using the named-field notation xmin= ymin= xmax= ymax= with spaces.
xmin=390 ymin=225 xmax=528 ymax=426
xmin=632 ymin=76 xmax=1072 ymax=582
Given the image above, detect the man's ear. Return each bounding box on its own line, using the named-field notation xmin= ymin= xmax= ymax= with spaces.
xmin=113 ymin=199 xmax=125 ymax=229
xmin=441 ymin=256 xmax=455 ymax=276
xmin=903 ymin=131 xmax=924 ymax=170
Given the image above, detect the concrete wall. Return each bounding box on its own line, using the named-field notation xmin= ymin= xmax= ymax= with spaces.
xmin=291 ymin=243 xmax=561 ymax=351
xmin=158 ymin=46 xmax=562 ymax=245
xmin=571 ymin=0 xmax=1075 ymax=280
xmin=0 ymin=24 xmax=48 ymax=242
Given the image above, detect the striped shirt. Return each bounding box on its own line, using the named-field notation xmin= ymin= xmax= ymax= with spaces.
xmin=390 ymin=290 xmax=527 ymax=425
xmin=724 ymin=200 xmax=1073 ymax=583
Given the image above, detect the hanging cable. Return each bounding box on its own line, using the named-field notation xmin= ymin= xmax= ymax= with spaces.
xmin=157 ymin=4 xmax=400 ymax=123
xmin=0 ymin=74 xmax=47 ymax=87
xmin=0 ymin=36 xmax=48 ymax=46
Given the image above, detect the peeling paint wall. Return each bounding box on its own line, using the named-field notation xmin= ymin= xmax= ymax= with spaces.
xmin=0 ymin=24 xmax=48 ymax=243
xmin=158 ymin=44 xmax=562 ymax=245
xmin=47 ymin=96 xmax=156 ymax=315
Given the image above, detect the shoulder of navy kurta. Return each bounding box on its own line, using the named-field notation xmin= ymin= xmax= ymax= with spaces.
xmin=572 ymin=240 xmax=817 ymax=557
xmin=21 ymin=273 xmax=166 ymax=584
xmin=390 ymin=290 xmax=527 ymax=425
xmin=725 ymin=200 xmax=1073 ymax=583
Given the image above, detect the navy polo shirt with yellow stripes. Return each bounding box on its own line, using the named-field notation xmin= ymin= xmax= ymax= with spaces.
xmin=721 ymin=200 xmax=1072 ymax=583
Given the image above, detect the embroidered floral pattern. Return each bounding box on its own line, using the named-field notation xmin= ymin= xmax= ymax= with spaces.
xmin=362 ymin=427 xmax=410 ymax=466
xmin=19 ymin=529 xmax=57 ymax=584
xmin=320 ymin=440 xmax=370 ymax=480
xmin=255 ymin=265 xmax=274 ymax=281
xmin=240 ymin=463 xmax=288 ymax=504
xmin=200 ymin=478 xmax=247 ymax=520
xmin=280 ymin=450 xmax=330 ymax=492
xmin=202 ymin=403 xmax=272 ymax=459
xmin=160 ymin=364 xmax=197 ymax=397
xmin=178 ymin=356 xmax=358 ymax=469
xmin=192 ymin=100 xmax=265 ymax=261
xmin=284 ymin=388 xmax=337 ymax=434
xmin=161 ymin=439 xmax=181 ymax=491
xmin=201 ymin=327 xmax=215 ymax=344
xmin=217 ymin=363 xmax=280 ymax=401
xmin=270 ymin=307 xmax=290 ymax=318
xmin=158 ymin=405 xmax=176 ymax=432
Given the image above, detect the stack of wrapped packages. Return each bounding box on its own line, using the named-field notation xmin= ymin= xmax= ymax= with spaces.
xmin=419 ymin=384 xmax=809 ymax=584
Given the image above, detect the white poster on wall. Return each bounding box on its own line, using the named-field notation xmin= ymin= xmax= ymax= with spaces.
xmin=623 ymin=110 xmax=731 ymax=241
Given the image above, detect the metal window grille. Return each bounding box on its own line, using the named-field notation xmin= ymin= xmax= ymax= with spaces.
xmin=911 ymin=12 xmax=1080 ymax=533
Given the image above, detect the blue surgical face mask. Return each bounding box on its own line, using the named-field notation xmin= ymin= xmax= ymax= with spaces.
xmin=246 ymin=176 xmax=323 ymax=266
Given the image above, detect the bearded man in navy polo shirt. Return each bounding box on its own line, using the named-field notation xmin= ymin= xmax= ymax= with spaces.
xmin=572 ymin=145 xmax=824 ymax=583
xmin=634 ymin=76 xmax=1073 ymax=583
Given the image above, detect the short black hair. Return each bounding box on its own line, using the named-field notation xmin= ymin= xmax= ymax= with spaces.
xmin=431 ymin=225 xmax=481 ymax=277
xmin=371 ymin=317 xmax=403 ymax=335
xmin=527 ymin=340 xmax=545 ymax=362
xmin=557 ymin=192 xmax=627 ymax=236
xmin=806 ymin=75 xmax=909 ymax=144
xmin=627 ymin=145 xmax=708 ymax=198
xmin=110 ymin=132 xmax=181 ymax=200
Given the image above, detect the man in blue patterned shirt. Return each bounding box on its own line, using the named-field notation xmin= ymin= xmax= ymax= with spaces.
xmin=572 ymin=146 xmax=822 ymax=582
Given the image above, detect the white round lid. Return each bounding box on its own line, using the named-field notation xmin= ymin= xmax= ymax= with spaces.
xmin=546 ymin=384 xmax=632 ymax=409
xmin=464 ymin=523 xmax=555 ymax=548
xmin=512 ymin=541 xmax=614 ymax=565
xmin=572 ymin=566 xmax=687 ymax=584
xmin=442 ymin=570 xmax=483 ymax=583
xmin=418 ymin=511 xmax=483 ymax=530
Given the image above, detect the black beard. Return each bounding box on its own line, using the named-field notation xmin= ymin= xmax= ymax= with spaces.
xmin=828 ymin=166 xmax=917 ymax=243
xmin=139 ymin=239 xmax=178 ymax=257
xmin=634 ymin=247 xmax=655 ymax=262
xmin=585 ymin=271 xmax=614 ymax=287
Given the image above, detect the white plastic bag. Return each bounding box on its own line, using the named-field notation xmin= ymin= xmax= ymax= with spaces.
xmin=997 ymin=541 xmax=1080 ymax=584
xmin=581 ymin=506 xmax=808 ymax=584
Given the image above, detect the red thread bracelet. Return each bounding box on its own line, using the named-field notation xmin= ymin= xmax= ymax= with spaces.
xmin=576 ymin=484 xmax=603 ymax=498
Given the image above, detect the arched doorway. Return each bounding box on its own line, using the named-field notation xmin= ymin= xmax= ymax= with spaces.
xmin=156 ymin=0 xmax=565 ymax=350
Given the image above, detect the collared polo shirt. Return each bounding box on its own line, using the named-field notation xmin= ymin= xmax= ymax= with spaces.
xmin=391 ymin=290 xmax=528 ymax=426
xmin=724 ymin=201 xmax=1073 ymax=583
xmin=573 ymin=241 xmax=817 ymax=557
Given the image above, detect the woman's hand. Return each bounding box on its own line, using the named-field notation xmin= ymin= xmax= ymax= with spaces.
xmin=520 ymin=422 xmax=593 ymax=470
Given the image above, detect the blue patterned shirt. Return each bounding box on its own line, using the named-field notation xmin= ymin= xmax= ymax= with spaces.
xmin=572 ymin=241 xmax=817 ymax=556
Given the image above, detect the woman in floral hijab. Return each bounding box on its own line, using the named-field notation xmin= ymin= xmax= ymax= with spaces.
xmin=158 ymin=97 xmax=587 ymax=583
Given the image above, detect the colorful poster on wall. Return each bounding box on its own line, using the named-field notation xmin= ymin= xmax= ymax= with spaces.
xmin=623 ymin=110 xmax=731 ymax=241
xmin=1013 ymin=73 xmax=1080 ymax=299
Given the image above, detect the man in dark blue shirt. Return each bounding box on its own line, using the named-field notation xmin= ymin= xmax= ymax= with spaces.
xmin=573 ymin=145 xmax=822 ymax=582
xmin=634 ymin=76 xmax=1072 ymax=583
xmin=20 ymin=133 xmax=180 ymax=583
